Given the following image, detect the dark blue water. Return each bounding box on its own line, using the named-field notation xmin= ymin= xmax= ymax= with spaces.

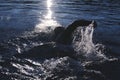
xmin=0 ymin=0 xmax=120 ymax=54
xmin=0 ymin=0 xmax=120 ymax=80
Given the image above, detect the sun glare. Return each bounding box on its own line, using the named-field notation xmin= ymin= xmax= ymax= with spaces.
xmin=35 ymin=0 xmax=60 ymax=32
xmin=47 ymin=0 xmax=52 ymax=8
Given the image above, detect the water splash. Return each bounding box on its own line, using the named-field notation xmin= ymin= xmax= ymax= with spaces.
xmin=73 ymin=21 xmax=107 ymax=61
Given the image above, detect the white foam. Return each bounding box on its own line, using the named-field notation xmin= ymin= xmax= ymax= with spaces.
xmin=73 ymin=21 xmax=107 ymax=61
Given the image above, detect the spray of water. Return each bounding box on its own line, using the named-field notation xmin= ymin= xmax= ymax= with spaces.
xmin=73 ymin=21 xmax=107 ymax=61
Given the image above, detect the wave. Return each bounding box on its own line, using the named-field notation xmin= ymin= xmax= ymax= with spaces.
xmin=0 ymin=23 xmax=120 ymax=80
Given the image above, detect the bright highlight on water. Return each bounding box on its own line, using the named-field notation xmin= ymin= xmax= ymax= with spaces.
xmin=35 ymin=0 xmax=60 ymax=32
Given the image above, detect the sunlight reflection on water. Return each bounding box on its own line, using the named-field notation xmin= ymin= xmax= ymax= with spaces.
xmin=35 ymin=0 xmax=60 ymax=32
